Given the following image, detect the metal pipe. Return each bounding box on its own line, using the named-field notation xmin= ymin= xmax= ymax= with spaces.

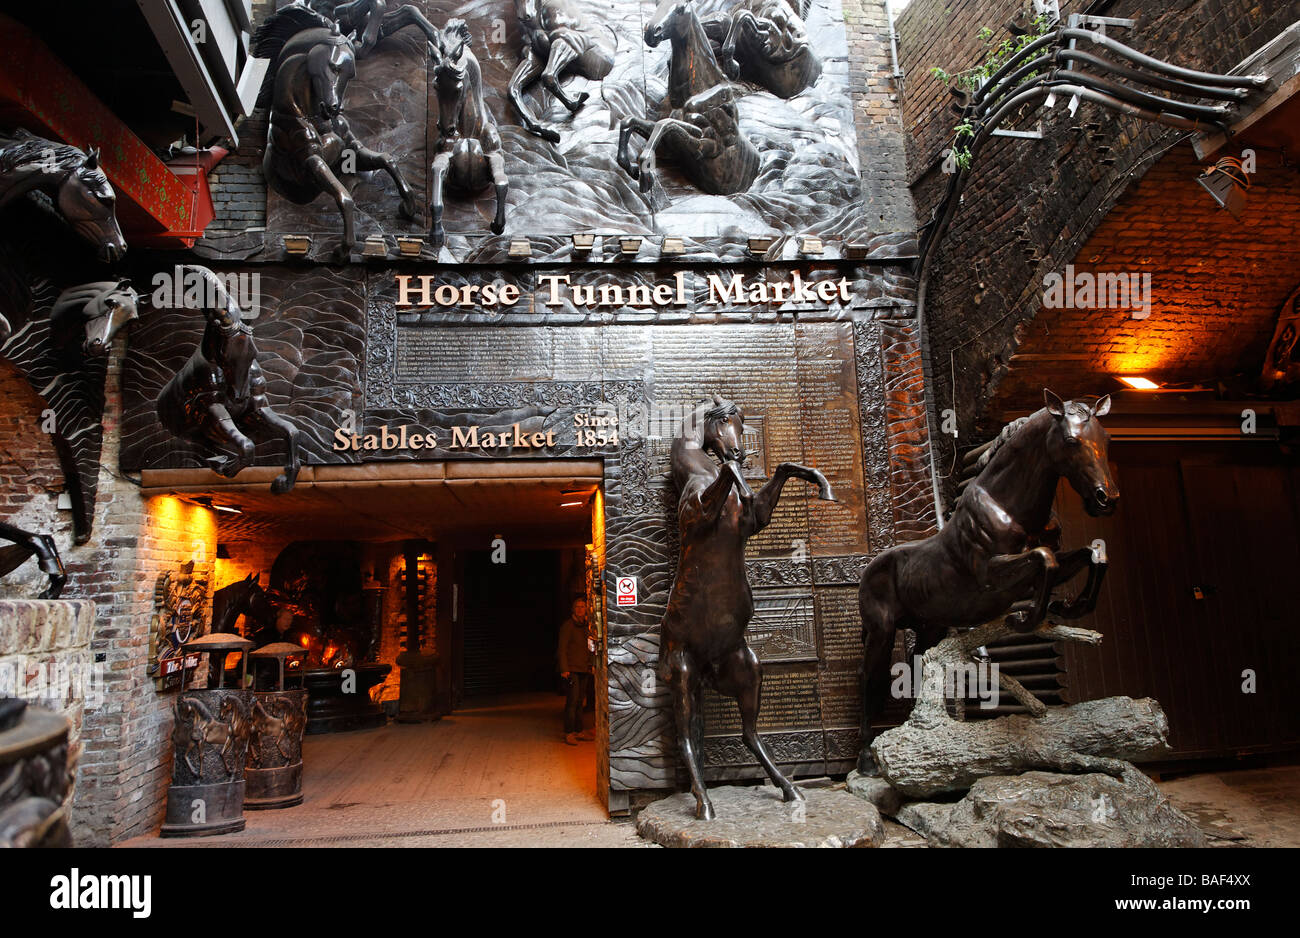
xmin=884 ymin=0 xmax=904 ymax=91
xmin=972 ymin=31 xmax=1062 ymax=105
xmin=1052 ymin=68 xmax=1232 ymax=123
xmin=1057 ymin=49 xmax=1251 ymax=101
xmin=1060 ymin=28 xmax=1269 ymax=88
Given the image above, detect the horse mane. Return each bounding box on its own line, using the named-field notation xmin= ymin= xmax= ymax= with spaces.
xmin=179 ymin=265 xmax=242 ymax=319
xmin=252 ymin=5 xmax=340 ymax=108
xmin=0 ymin=130 xmax=101 ymax=185
xmin=972 ymin=413 xmax=1035 ymax=474
xmin=51 ymin=281 xmax=129 ymax=321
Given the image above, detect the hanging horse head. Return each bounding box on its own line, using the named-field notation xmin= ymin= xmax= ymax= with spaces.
xmin=50 ymin=279 xmax=140 ymax=357
xmin=0 ymin=129 xmax=127 ymax=264
xmin=1042 ymin=389 xmax=1119 ymax=517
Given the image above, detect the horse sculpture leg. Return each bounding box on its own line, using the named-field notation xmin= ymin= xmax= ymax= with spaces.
xmin=1047 ymin=546 xmax=1109 ymax=619
xmin=719 ymin=11 xmax=761 ymax=79
xmin=486 ymin=150 xmax=509 ymax=235
xmin=617 ymin=117 xmax=655 ymax=179
xmin=428 ymin=151 xmax=451 ymax=249
xmin=666 ymin=646 xmax=714 ymax=819
xmin=509 ymin=50 xmax=558 ymax=142
xmin=351 ymin=143 xmax=420 ymax=222
xmin=635 ymin=118 xmax=707 ymax=193
xmin=987 ymin=545 xmax=1059 ymax=632
xmin=717 ymin=643 xmax=804 ymax=804
xmin=241 ymin=406 xmax=302 ymax=495
xmin=0 ymin=521 xmax=67 ymax=599
xmin=750 ymin=462 xmax=834 ymax=529
xmin=200 ymin=402 xmax=256 ymax=478
xmin=857 ymin=557 xmax=900 ymax=773
xmin=304 ymin=154 xmax=356 ymax=261
xmin=541 ymin=36 xmax=588 ymax=113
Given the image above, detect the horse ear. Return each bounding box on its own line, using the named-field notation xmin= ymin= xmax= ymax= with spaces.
xmin=246 ymin=572 xmax=256 ymax=583
xmin=1093 ymin=394 xmax=1111 ymax=417
xmin=1044 ymin=388 xmax=1065 ymax=417
xmin=84 ymin=147 xmax=100 ymax=170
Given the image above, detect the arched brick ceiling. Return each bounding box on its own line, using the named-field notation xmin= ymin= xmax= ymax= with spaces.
xmin=992 ymin=140 xmax=1300 ymax=418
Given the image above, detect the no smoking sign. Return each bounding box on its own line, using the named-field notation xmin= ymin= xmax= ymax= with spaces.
xmin=616 ymin=576 xmax=638 ymax=607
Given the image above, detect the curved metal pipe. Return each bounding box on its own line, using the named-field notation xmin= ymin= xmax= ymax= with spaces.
xmin=1060 ymin=28 xmax=1269 ymax=88
xmin=1057 ymin=49 xmax=1251 ymax=101
xmin=975 ymin=54 xmax=1056 ymax=116
xmin=972 ymin=31 xmax=1062 ymax=106
xmin=1053 ymin=68 xmax=1232 ymax=123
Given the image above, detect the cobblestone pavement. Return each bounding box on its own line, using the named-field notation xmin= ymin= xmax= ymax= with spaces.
xmin=117 ymin=694 xmax=1298 ymax=848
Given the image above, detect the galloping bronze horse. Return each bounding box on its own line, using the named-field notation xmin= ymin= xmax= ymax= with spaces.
xmin=618 ymin=0 xmax=760 ymax=196
xmin=661 ymin=395 xmax=835 ymax=819
xmin=508 ymin=0 xmax=617 ymax=142
xmin=253 ymin=6 xmax=419 ymax=259
xmin=856 ymin=391 xmax=1119 ymax=772
xmin=156 ymin=266 xmax=302 ymax=494
xmin=427 ymin=20 xmax=510 ymax=248
xmin=703 ymin=0 xmax=821 ymax=99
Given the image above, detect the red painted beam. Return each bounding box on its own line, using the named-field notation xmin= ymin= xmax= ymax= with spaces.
xmin=0 ymin=14 xmax=205 ymax=244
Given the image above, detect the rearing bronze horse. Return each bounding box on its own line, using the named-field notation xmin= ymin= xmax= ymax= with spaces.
xmin=661 ymin=395 xmax=834 ymax=820
xmin=856 ymin=391 xmax=1119 ymax=773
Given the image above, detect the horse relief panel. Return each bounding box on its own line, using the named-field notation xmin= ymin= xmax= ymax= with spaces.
xmin=256 ymin=0 xmax=866 ymax=253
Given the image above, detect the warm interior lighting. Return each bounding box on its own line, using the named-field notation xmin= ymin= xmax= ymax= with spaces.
xmin=560 ymin=501 xmax=584 ymax=507
xmin=1117 ymin=376 xmax=1160 ymax=390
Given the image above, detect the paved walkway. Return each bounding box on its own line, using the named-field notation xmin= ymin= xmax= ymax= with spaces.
xmin=122 ymin=693 xmax=649 ymax=848
xmin=119 ymin=692 xmax=1299 ymax=848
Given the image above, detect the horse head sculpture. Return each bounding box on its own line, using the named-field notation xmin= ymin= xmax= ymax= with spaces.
xmin=0 ymin=129 xmax=126 ymax=264
xmin=1042 ymin=389 xmax=1119 ymax=517
xmin=696 ymin=394 xmax=748 ymax=466
xmin=49 ymin=279 xmax=139 ymax=357
xmin=212 ymin=573 xmax=278 ymax=636
xmin=430 ymin=20 xmax=474 ymax=139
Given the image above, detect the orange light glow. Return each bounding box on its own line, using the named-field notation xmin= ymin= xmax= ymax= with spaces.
xmin=1116 ymin=376 xmax=1160 ymax=390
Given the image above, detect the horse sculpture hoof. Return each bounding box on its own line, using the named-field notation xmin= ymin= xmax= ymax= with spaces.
xmin=38 ymin=575 xmax=67 ymax=601
xmin=539 ymin=127 xmax=562 ymax=144
xmin=783 ymin=786 xmax=805 ymax=804
xmin=567 ymin=91 xmax=590 ymax=112
xmin=696 ymin=801 xmax=716 ymax=821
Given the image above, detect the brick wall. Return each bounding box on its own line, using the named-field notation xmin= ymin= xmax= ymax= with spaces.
xmin=896 ymin=0 xmax=1300 ymax=474
xmin=844 ymin=0 xmax=917 ymax=232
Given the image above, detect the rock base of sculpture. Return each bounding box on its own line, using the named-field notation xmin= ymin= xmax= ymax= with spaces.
xmin=894 ymin=767 xmax=1207 ymax=848
xmin=845 ymin=770 xmax=904 ymax=816
xmin=636 ymin=786 xmax=884 ymax=847
xmin=870 ymin=620 xmax=1172 ymax=798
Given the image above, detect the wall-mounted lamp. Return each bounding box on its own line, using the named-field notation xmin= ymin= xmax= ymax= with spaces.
xmin=660 ymin=236 xmax=685 ymax=256
xmin=1116 ymin=376 xmax=1160 ymax=390
xmin=747 ymin=236 xmax=777 ymax=255
xmin=800 ymin=236 xmax=824 ymax=256
xmin=1196 ymin=156 xmax=1250 ymax=220
xmin=397 ymin=236 xmax=424 ymax=257
xmin=572 ymin=233 xmax=596 ymax=252
xmin=845 ymin=243 xmax=871 ymax=259
xmin=362 ymin=235 xmax=388 ymax=257
xmin=619 ymin=236 xmax=643 ymax=256
xmin=508 ymin=238 xmax=532 ymax=259
xmin=283 ymin=235 xmax=312 ymax=256
xmin=188 ymin=495 xmax=243 ymax=514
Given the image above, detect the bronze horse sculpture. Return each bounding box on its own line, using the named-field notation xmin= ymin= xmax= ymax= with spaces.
xmin=212 ymin=573 xmax=278 ymax=636
xmin=307 ymin=0 xmax=439 ymax=57
xmin=0 ymin=129 xmax=126 ymax=271
xmin=427 ymin=20 xmax=510 ymax=248
xmin=856 ymin=391 xmax=1119 ymax=773
xmin=49 ymin=279 xmax=140 ymax=359
xmin=618 ymin=0 xmax=760 ymax=196
xmin=508 ymin=0 xmax=617 ymax=143
xmin=0 ymin=131 xmax=128 ymax=598
xmin=661 ymin=395 xmax=835 ymax=819
xmin=253 ymin=6 xmax=419 ymax=259
xmin=156 ymin=266 xmax=302 ymax=495
xmin=702 ymin=0 xmax=821 ymax=99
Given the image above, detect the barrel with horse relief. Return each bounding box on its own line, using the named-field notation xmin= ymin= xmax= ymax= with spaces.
xmin=160 ymin=634 xmax=254 ymax=837
xmin=244 ymin=642 xmax=309 ymax=810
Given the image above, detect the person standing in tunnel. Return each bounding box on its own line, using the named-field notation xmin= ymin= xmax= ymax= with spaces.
xmin=558 ymin=596 xmax=595 ymax=745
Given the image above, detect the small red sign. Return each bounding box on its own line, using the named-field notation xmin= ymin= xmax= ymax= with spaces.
xmin=616 ymin=576 xmax=637 ymax=607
